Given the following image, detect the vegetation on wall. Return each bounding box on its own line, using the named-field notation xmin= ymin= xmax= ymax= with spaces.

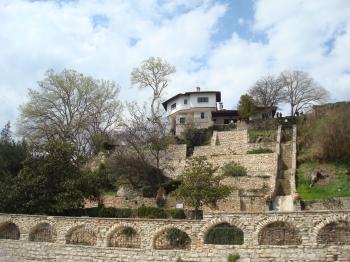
xmin=222 ymin=162 xmax=247 ymax=177
xmin=166 ymin=228 xmax=191 ymax=249
xmin=204 ymin=223 xmax=244 ymax=245
xmin=247 ymin=147 xmax=273 ymax=154
xmin=181 ymin=127 xmax=212 ymax=156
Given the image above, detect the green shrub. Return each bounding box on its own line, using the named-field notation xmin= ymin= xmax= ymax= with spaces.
xmin=134 ymin=206 xmax=167 ymax=219
xmin=142 ymin=186 xmax=155 ymax=198
xmin=156 ymin=197 xmax=166 ymax=208
xmin=204 ymin=223 xmax=244 ymax=245
xmin=166 ymin=228 xmax=191 ymax=249
xmin=161 ymin=180 xmax=181 ymax=194
xmin=181 ymin=127 xmax=212 ymax=156
xmin=121 ymin=227 xmax=136 ymax=237
xmin=176 ymin=258 xmax=185 ymax=262
xmin=213 ymin=123 xmax=236 ymax=131
xmin=247 ymin=147 xmax=273 ymax=154
xmin=248 ymin=129 xmax=276 ymax=141
xmin=222 ymin=162 xmax=247 ymax=177
xmin=98 ymin=207 xmax=132 ymax=218
xmin=228 ymin=253 xmax=240 ymax=262
xmin=167 ymin=208 xmax=186 ymax=219
xmin=85 ymin=207 xmax=100 ymax=217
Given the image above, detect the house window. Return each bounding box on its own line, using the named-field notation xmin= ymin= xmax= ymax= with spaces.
xmin=184 ymin=99 xmax=188 ymax=105
xmin=200 ymin=112 xmax=205 ymax=119
xmin=198 ymin=97 xmax=209 ymax=103
xmin=171 ymin=103 xmax=176 ymax=109
xmin=179 ymin=117 xmax=186 ymax=124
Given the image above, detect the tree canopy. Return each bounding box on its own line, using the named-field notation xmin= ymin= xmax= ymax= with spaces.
xmin=237 ymin=94 xmax=257 ymax=119
xmin=18 ymin=69 xmax=123 ymax=157
xmin=174 ymin=157 xmax=231 ymax=217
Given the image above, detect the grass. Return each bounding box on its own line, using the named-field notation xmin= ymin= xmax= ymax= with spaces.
xmin=246 ymin=147 xmax=273 ymax=154
xmin=248 ymin=129 xmax=276 ymax=141
xmin=296 ymin=162 xmax=350 ymax=200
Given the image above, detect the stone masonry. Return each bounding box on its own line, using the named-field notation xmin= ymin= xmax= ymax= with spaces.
xmin=0 ymin=211 xmax=349 ymax=261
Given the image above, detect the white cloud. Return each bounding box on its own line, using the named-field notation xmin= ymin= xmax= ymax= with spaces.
xmin=0 ymin=0 xmax=350 ymax=129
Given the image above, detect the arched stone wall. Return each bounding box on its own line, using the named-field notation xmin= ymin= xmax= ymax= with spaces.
xmin=153 ymin=226 xmax=191 ymax=250
xmin=256 ymin=217 xmax=302 ymax=245
xmin=0 ymin=221 xmax=20 ymax=240
xmin=29 ymin=222 xmax=57 ymax=242
xmin=107 ymin=226 xmax=141 ymax=248
xmin=66 ymin=225 xmax=97 ymax=246
xmin=204 ymin=222 xmax=244 ymax=245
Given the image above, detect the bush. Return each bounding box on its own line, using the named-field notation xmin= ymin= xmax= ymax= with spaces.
xmin=248 ymin=129 xmax=276 ymax=141
xmin=205 ymin=223 xmax=244 ymax=245
xmin=222 ymin=162 xmax=247 ymax=177
xmin=228 ymin=253 xmax=240 ymax=262
xmin=181 ymin=127 xmax=212 ymax=156
xmin=142 ymin=186 xmax=155 ymax=198
xmin=134 ymin=206 xmax=167 ymax=219
xmin=156 ymin=197 xmax=166 ymax=208
xmin=166 ymin=228 xmax=191 ymax=249
xmin=167 ymin=209 xmax=186 ymax=219
xmin=213 ymin=123 xmax=236 ymax=131
xmin=161 ymin=180 xmax=181 ymax=194
xmin=247 ymin=147 xmax=273 ymax=154
xmin=98 ymin=207 xmax=132 ymax=218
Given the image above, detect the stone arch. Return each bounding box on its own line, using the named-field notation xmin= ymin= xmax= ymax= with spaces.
xmin=199 ymin=217 xmax=245 ymax=242
xmin=204 ymin=222 xmax=244 ymax=245
xmin=107 ymin=225 xmax=141 ymax=248
xmin=65 ymin=225 xmax=97 ymax=246
xmin=153 ymin=226 xmax=191 ymax=250
xmin=0 ymin=221 xmax=20 ymax=240
xmin=314 ymin=215 xmax=350 ymax=245
xmin=256 ymin=217 xmax=302 ymax=245
xmin=29 ymin=222 xmax=57 ymax=242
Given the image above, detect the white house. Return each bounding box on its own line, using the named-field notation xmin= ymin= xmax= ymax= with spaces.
xmin=162 ymin=87 xmax=221 ymax=135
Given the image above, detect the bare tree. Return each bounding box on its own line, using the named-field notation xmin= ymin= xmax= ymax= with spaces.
xmin=18 ymin=69 xmax=123 ymax=157
xmin=130 ymin=57 xmax=175 ymax=121
xmin=279 ymin=70 xmax=329 ymax=116
xmin=248 ymin=74 xmax=285 ymax=107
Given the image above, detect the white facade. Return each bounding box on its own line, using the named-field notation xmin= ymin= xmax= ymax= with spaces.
xmin=162 ymin=89 xmax=220 ymax=135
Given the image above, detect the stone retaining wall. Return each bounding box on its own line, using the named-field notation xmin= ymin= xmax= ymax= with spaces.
xmin=0 ymin=211 xmax=349 ymax=261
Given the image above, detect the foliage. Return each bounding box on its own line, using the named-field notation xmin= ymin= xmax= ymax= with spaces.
xmin=161 ymin=180 xmax=181 ymax=194
xmin=18 ymin=69 xmax=122 ymax=157
xmin=298 ymin=105 xmax=350 ymax=162
xmin=174 ymin=157 xmax=232 ymax=217
xmin=142 ymin=186 xmax=156 ymax=198
xmin=221 ymin=162 xmax=247 ymax=177
xmin=247 ymin=147 xmax=273 ymax=154
xmin=134 ymin=206 xmax=167 ymax=219
xmin=237 ymin=94 xmax=256 ymax=119
xmin=156 ymin=197 xmax=166 ymax=208
xmin=121 ymin=227 xmax=136 ymax=237
xmin=296 ymin=162 xmax=350 ymax=200
xmin=205 ymin=223 xmax=244 ymax=245
xmin=59 ymin=207 xmax=133 ymax=218
xmin=176 ymin=258 xmax=185 ymax=262
xmin=166 ymin=228 xmax=190 ymax=249
xmin=0 ymin=140 xmax=102 ymax=214
xmin=0 ymin=122 xmax=28 ymax=178
xmin=213 ymin=123 xmax=236 ymax=131
xmin=181 ymin=127 xmax=212 ymax=156
xmin=167 ymin=209 xmax=186 ymax=219
xmin=228 ymin=253 xmax=240 ymax=262
xmin=248 ymin=129 xmax=276 ymax=140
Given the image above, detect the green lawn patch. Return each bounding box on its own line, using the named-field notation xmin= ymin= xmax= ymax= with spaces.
xmin=296 ymin=162 xmax=350 ymax=200
xmin=247 ymin=147 xmax=273 ymax=154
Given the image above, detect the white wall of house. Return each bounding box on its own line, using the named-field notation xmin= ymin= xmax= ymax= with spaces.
xmin=166 ymin=92 xmax=217 ymax=115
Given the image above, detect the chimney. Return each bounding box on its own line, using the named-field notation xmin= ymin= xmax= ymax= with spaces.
xmin=219 ymin=102 xmax=223 ymax=110
xmin=196 ymin=86 xmax=200 ymax=92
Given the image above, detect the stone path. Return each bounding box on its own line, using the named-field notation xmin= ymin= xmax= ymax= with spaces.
xmin=0 ymin=249 xmax=23 ymax=262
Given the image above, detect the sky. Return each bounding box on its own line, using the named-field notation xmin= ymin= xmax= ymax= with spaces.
xmin=1 ymin=0 xmax=350 ymax=129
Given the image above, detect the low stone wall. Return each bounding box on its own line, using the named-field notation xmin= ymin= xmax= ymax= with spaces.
xmin=0 ymin=211 xmax=349 ymax=261
xmin=301 ymin=197 xmax=350 ymax=211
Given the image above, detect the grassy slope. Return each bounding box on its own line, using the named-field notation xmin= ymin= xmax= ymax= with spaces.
xmin=296 ymin=162 xmax=350 ymax=200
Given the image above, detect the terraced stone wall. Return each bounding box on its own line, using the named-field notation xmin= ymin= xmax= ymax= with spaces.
xmin=0 ymin=211 xmax=349 ymax=261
